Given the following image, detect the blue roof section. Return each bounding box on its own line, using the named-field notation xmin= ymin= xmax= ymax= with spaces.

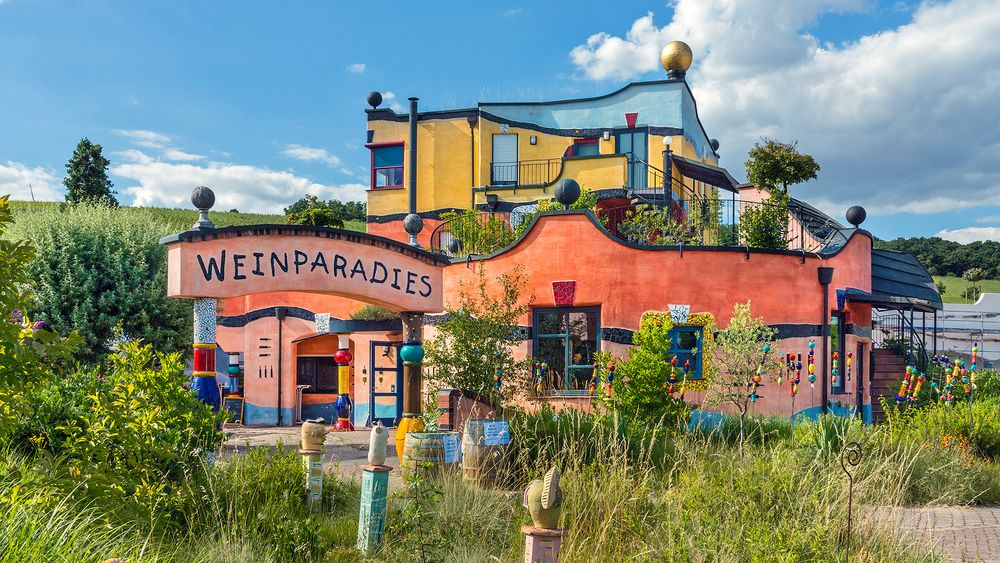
xmin=870 ymin=249 xmax=943 ymax=310
xmin=480 ymin=80 xmax=717 ymax=161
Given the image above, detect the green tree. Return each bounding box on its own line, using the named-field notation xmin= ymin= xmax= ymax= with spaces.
xmin=616 ymin=203 xmax=701 ymax=246
xmin=707 ymin=302 xmax=783 ymax=451
xmin=741 ymin=139 xmax=820 ymax=249
xmin=595 ymin=314 xmax=697 ymax=426
xmin=424 ymin=265 xmax=533 ymax=406
xmin=284 ymin=195 xmax=343 ymax=228
xmin=963 ymin=267 xmax=986 ymax=302
xmin=64 ymin=138 xmax=118 ymax=206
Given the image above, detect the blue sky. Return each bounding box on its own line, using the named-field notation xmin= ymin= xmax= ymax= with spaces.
xmin=2 ymin=0 xmax=999 ymax=242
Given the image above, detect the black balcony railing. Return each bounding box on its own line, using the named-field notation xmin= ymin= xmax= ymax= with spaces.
xmin=490 ymin=158 xmax=562 ymax=187
xmin=430 ymin=196 xmax=849 ymax=259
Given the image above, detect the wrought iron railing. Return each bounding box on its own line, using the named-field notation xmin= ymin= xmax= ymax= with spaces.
xmin=429 ymin=212 xmax=515 ymax=258
xmin=873 ymin=310 xmax=930 ymax=368
xmin=596 ymin=197 xmax=846 ymax=252
xmin=490 ymin=158 xmax=562 ymax=187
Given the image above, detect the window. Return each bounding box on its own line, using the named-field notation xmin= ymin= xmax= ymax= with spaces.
xmin=573 ymin=137 xmax=600 ymax=157
xmin=831 ymin=313 xmax=846 ymax=393
xmin=533 ymin=307 xmax=600 ymax=394
xmin=370 ymin=143 xmax=403 ymax=189
xmin=297 ymin=356 xmax=338 ymax=393
xmin=668 ymin=326 xmax=704 ymax=379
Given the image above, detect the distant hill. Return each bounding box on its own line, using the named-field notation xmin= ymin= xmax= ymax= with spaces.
xmin=874 ymin=236 xmax=999 ymax=279
xmin=9 ymin=201 xmax=365 ymax=233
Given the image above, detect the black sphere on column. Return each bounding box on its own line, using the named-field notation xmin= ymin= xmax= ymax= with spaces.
xmin=367 ymin=91 xmax=383 ymax=109
xmin=846 ymin=205 xmax=867 ymax=227
xmin=554 ymin=178 xmax=581 ymax=209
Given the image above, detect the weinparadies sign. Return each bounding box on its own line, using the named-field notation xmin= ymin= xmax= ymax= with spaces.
xmin=163 ymin=226 xmax=447 ymax=312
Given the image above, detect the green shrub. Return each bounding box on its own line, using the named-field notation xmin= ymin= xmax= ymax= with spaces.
xmin=5 ymin=203 xmax=192 ymax=362
xmin=24 ymin=341 xmax=224 ymax=522
xmin=349 ymin=304 xmax=398 ymax=321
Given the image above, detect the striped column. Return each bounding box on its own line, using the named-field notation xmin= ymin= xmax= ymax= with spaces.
xmin=395 ymin=312 xmax=425 ymax=459
xmin=192 ymin=297 xmax=221 ymax=412
xmin=332 ymin=335 xmax=354 ymax=431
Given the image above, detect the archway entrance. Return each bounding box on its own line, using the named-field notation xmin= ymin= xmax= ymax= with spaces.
xmin=162 ymin=223 xmax=448 ymax=429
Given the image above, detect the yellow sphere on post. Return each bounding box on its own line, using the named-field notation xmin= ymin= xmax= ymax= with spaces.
xmin=661 ymin=41 xmax=693 ymax=78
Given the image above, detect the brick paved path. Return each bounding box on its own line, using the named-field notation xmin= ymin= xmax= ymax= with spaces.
xmin=884 ymin=506 xmax=1000 ymax=561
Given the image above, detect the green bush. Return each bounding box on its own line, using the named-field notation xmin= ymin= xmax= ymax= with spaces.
xmin=19 ymin=341 xmax=224 ymax=522
xmin=6 ymin=203 xmax=192 ymax=363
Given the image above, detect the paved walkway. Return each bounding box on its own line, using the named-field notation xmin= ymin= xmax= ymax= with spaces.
xmin=878 ymin=506 xmax=1000 ymax=561
xmin=223 ymin=425 xmax=406 ymax=490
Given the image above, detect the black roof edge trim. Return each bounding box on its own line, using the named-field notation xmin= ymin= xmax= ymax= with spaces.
xmin=160 ymin=224 xmax=451 ymax=265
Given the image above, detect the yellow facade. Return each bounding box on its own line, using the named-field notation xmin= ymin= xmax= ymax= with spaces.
xmin=365 ymin=103 xmax=722 ymax=219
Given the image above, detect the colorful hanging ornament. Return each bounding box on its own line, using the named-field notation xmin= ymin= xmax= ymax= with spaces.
xmin=846 ymin=351 xmax=853 ymax=382
xmin=831 ymin=351 xmax=840 ymax=388
xmin=807 ymin=341 xmax=816 ymax=387
xmin=606 ymin=361 xmax=615 ymax=396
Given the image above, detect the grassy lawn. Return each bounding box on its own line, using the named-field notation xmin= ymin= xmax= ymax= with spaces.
xmin=933 ymin=275 xmax=1000 ymax=304
xmin=9 ymin=200 xmax=365 ymax=233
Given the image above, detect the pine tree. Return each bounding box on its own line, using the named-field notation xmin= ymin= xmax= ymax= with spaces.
xmin=64 ymin=138 xmax=118 ymax=206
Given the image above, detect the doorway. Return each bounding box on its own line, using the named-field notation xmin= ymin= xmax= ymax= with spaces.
xmin=368 ymin=341 xmax=403 ymax=427
xmin=616 ymin=129 xmax=648 ymax=189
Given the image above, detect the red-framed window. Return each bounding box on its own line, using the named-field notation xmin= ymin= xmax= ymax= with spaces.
xmin=368 ymin=142 xmax=404 ymax=190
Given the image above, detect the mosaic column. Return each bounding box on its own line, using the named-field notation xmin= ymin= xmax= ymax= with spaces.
xmin=356 ymin=464 xmax=391 ymax=553
xmin=395 ymin=312 xmax=425 ymax=459
xmin=333 ymin=335 xmax=355 ymax=432
xmin=192 ymin=297 xmax=221 ymax=412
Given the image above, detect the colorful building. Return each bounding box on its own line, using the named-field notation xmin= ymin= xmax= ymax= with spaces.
xmin=163 ymin=42 xmax=941 ymax=427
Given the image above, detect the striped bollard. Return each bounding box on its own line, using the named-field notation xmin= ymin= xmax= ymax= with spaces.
xmin=332 ymin=335 xmax=354 ymax=431
xmin=192 ymin=297 xmax=221 ymax=412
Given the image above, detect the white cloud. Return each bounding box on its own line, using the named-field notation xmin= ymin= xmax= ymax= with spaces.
xmin=503 ymin=8 xmax=523 ymax=17
xmin=127 ymin=96 xmax=140 ymax=106
xmin=936 ymin=227 xmax=1000 ymax=243
xmin=114 ymin=129 xmax=171 ymax=149
xmin=113 ymin=160 xmax=366 ymax=213
xmin=163 ymin=148 xmax=205 ymax=162
xmin=976 ymin=215 xmax=1000 ymax=224
xmin=281 ymin=144 xmax=342 ymax=167
xmin=569 ymin=0 xmax=1000 ymax=216
xmin=382 ymin=91 xmax=405 ymax=113
xmin=347 ymin=63 xmax=366 ymax=74
xmin=0 ymin=161 xmax=63 ymax=201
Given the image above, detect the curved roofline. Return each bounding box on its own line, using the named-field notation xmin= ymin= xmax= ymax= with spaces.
xmin=160 ymin=224 xmax=451 ymax=265
xmin=448 ymin=209 xmax=872 ymax=263
xmin=364 ymin=79 xmax=721 ymax=159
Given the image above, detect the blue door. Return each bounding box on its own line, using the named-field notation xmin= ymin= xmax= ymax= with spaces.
xmin=368 ymin=341 xmax=403 ymax=427
xmin=616 ymin=130 xmax=648 ymax=190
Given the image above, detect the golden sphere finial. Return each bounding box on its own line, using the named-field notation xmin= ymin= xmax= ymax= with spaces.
xmin=661 ymin=41 xmax=693 ymax=77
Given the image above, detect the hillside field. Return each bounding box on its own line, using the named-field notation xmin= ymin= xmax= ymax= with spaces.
xmin=9 ymin=200 xmax=365 ymax=233
xmin=933 ymin=275 xmax=1000 ymax=304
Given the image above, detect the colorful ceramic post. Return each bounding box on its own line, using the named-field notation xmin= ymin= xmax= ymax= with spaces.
xmin=807 ymin=340 xmax=816 ymax=388
xmin=299 ymin=419 xmax=328 ymax=510
xmin=333 ymin=335 xmax=354 ymax=431
xmin=226 ymin=351 xmax=241 ymax=395
xmin=523 ymin=466 xmax=563 ymax=562
xmin=356 ymin=464 xmax=391 ymax=553
xmin=396 ymin=313 xmax=425 ymax=459
xmin=192 ymin=297 xmax=221 ymax=412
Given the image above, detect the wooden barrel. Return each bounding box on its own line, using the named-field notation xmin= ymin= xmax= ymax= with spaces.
xmin=461 ymin=419 xmax=510 ymax=487
xmin=401 ymin=431 xmax=460 ymax=481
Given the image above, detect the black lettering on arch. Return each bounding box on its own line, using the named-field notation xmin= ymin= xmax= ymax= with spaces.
xmin=350 ymin=259 xmax=368 ymax=281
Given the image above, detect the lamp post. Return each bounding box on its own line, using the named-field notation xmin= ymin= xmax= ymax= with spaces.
xmin=818 ymin=267 xmax=835 ymax=415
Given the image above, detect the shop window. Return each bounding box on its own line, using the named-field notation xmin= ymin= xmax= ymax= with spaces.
xmin=297 ymin=356 xmax=338 ymax=393
xmin=370 ymin=143 xmax=403 ymax=189
xmin=533 ymin=307 xmax=600 ymax=394
xmin=668 ymin=326 xmax=704 ymax=379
